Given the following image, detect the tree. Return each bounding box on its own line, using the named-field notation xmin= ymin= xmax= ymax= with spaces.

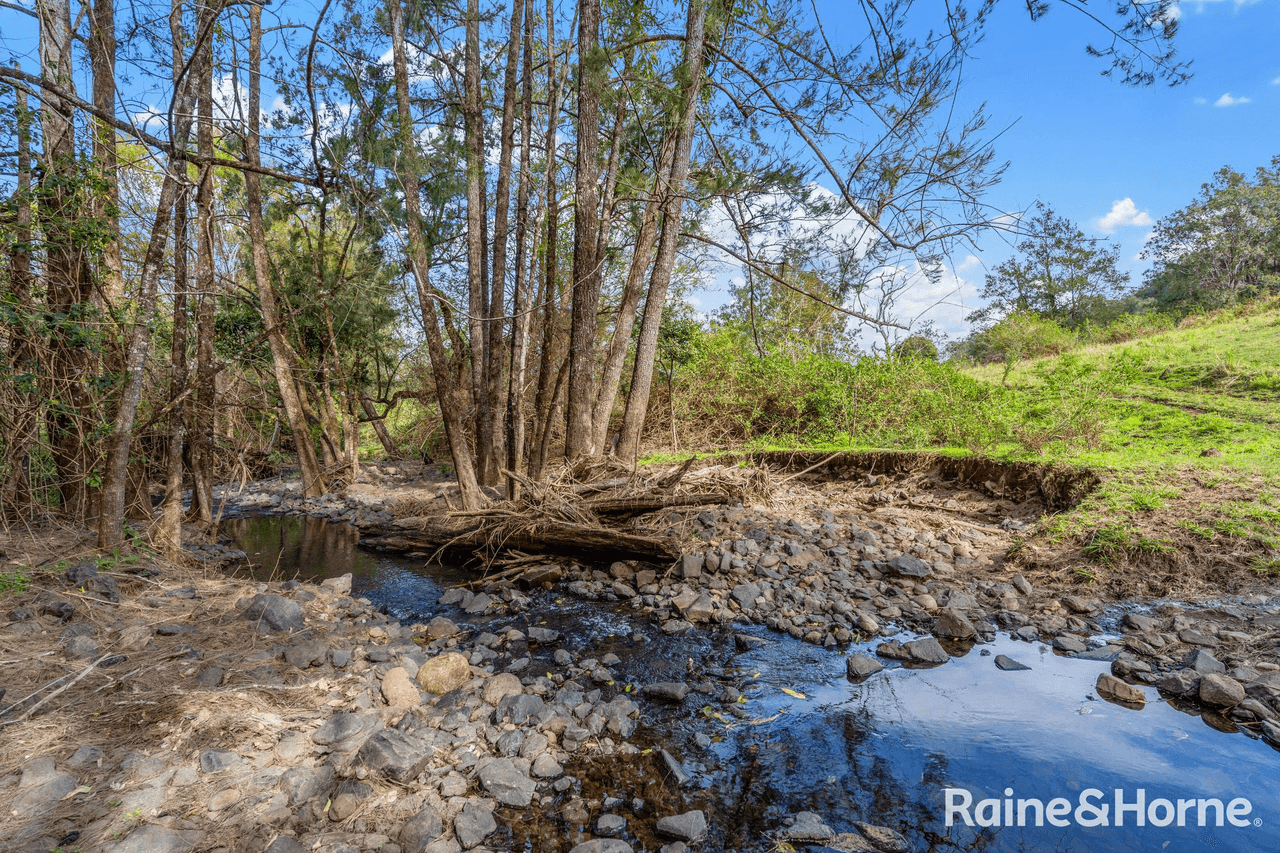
xmin=967 ymin=203 xmax=1129 ymax=329
xmin=1142 ymin=158 xmax=1280 ymax=311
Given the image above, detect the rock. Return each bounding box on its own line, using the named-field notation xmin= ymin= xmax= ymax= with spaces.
xmin=781 ymin=811 xmax=835 ymax=842
xmin=1157 ymin=670 xmax=1201 ymax=696
xmin=321 ymin=573 xmax=353 ymax=595
xmin=64 ymin=635 xmax=99 ymax=659
xmin=425 ymin=616 xmax=459 ymax=640
xmin=1199 ymin=673 xmax=1246 ymax=707
xmin=208 ymin=788 xmax=240 ymax=811
xmin=656 ymin=810 xmax=708 ymax=842
xmin=731 ymin=583 xmax=760 ymax=609
xmin=279 ymin=767 xmax=323 ymax=805
xmin=11 ymin=773 xmax=79 ymax=815
xmin=312 ymin=712 xmax=383 ymax=752
xmin=454 ymin=801 xmax=497 ymax=849
xmin=1122 ymin=613 xmax=1160 ymax=632
xmin=933 ymin=608 xmax=977 ymax=640
xmin=1183 ymin=649 xmax=1226 ymax=675
xmin=884 ymin=554 xmax=931 ymax=579
xmin=399 ymin=804 xmax=445 ymax=851
xmin=65 ymin=561 xmax=98 ymax=585
xmin=1096 ymin=673 xmax=1145 ymax=706
xmin=902 ymin=637 xmax=949 ymax=665
xmin=330 ymin=791 xmax=360 ymax=821
xmin=478 ymin=758 xmax=536 ymax=807
xmin=596 ymin=814 xmax=628 ymax=836
xmin=195 ymin=666 xmax=225 ymax=688
xmin=994 ymin=655 xmax=1031 ymax=671
xmin=284 ymin=640 xmax=328 ymax=668
xmin=381 ymin=667 xmax=423 ymax=708
xmin=106 ymin=826 xmax=200 ymax=853
xmin=265 ymin=838 xmax=309 ymax=853
xmin=527 ymin=625 xmax=560 ymax=643
xmin=117 ymin=624 xmax=154 ymax=651
xmin=846 ymin=654 xmax=884 ymax=680
xmin=199 ymin=749 xmax=243 ymax=774
xmin=481 ymin=672 xmax=523 ymax=705
xmin=415 ymin=653 xmax=472 ymax=694
xmin=660 ymin=748 xmax=691 ymax=787
xmin=1262 ymin=720 xmax=1280 ymax=747
xmin=359 ymin=728 xmax=437 ymax=782
xmin=734 ymin=633 xmax=769 ymax=652
xmin=569 ymin=841 xmax=634 ymax=853
xmin=495 ymin=692 xmax=545 ymax=724
xmin=1012 ymin=574 xmax=1032 ymax=595
xmin=18 ymin=757 xmax=58 ymax=788
xmin=644 ymin=682 xmax=690 ymax=702
xmin=67 ymin=745 xmax=103 ymax=769
xmin=241 ymin=594 xmax=305 ymax=632
xmin=681 ymin=554 xmax=703 ymax=579
xmin=1053 ymin=635 xmax=1087 ymax=654
xmin=531 ymin=753 xmax=563 ymax=778
xmin=853 ymin=823 xmax=910 ymax=853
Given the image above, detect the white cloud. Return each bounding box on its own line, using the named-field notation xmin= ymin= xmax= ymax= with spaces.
xmin=1194 ymin=97 xmax=1207 ymax=105
xmin=956 ymin=254 xmax=981 ymax=273
xmin=1213 ymin=92 xmax=1250 ymax=107
xmin=1272 ymin=76 xmax=1280 ymax=86
xmin=1097 ymin=198 xmax=1154 ymax=234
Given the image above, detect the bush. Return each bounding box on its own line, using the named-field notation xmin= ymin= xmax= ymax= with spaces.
xmin=892 ymin=336 xmax=939 ymax=361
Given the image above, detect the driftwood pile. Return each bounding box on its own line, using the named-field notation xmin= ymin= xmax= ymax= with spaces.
xmin=363 ymin=458 xmax=775 ymax=575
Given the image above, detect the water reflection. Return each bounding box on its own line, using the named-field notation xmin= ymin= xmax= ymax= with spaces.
xmin=224 ymin=514 xmax=379 ymax=582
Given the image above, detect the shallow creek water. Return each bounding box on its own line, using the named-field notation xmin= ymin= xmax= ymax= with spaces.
xmin=227 ymin=513 xmax=1280 ymax=853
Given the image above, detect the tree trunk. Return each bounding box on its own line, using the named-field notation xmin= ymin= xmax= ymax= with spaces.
xmin=504 ymin=0 xmax=536 ymax=499
xmin=189 ymin=25 xmax=217 ymax=524
xmin=462 ymin=0 xmax=490 ymax=484
xmin=158 ymin=181 xmax=189 ymax=556
xmin=360 ymin=395 xmax=403 ymax=458
xmin=2 ymin=84 xmax=37 ymax=515
xmin=89 ymin=0 xmax=121 ymax=308
xmin=388 ymin=0 xmax=483 ymax=510
xmin=245 ymin=4 xmax=327 ymax=498
xmin=563 ymin=0 xmax=603 ymax=461
xmin=617 ymin=0 xmax=708 ymax=463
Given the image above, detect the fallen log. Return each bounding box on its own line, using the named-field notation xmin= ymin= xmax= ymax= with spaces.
xmin=584 ymin=492 xmax=726 ymax=520
xmin=363 ymin=517 xmax=679 ymax=566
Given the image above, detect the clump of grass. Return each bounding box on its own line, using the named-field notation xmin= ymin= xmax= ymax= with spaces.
xmin=1249 ymin=556 xmax=1280 ymax=577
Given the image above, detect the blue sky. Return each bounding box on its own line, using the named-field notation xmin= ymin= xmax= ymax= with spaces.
xmin=877 ymin=0 xmax=1280 ymax=339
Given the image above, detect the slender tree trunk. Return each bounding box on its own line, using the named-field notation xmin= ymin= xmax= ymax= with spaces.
xmin=504 ymin=0 xmax=535 ymax=499
xmin=563 ymin=0 xmax=603 ymax=461
xmin=189 ymin=26 xmax=217 ymax=523
xmin=90 ymin=0 xmax=121 ymax=308
xmin=3 ymin=83 xmax=36 ymax=514
xmin=389 ymin=0 xmax=483 ymax=509
xmin=589 ymin=104 xmax=680 ymax=455
xmin=159 ymin=181 xmax=189 ymax=556
xmin=462 ymin=0 xmax=490 ymax=483
xmin=534 ymin=349 xmax=570 ymax=477
xmin=617 ymin=0 xmax=708 ymax=462
xmin=244 ymin=4 xmax=327 ymax=498
xmin=360 ymin=396 xmax=402 ymax=458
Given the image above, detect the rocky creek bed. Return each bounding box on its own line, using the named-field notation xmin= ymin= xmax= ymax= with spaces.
xmin=3 ymin=456 xmax=1280 ymax=853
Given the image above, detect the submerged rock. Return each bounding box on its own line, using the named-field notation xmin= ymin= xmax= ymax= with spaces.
xmin=1096 ymin=673 xmax=1145 ymax=706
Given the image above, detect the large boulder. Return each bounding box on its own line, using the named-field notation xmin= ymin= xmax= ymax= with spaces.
xmin=415 ymin=653 xmax=472 ymax=694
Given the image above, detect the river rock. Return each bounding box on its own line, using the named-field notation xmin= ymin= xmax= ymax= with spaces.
xmin=1183 ymin=649 xmax=1226 ymax=675
xmin=416 ymin=652 xmax=472 ymax=694
xmin=853 ymin=822 xmax=910 ymax=853
xmin=884 ymin=554 xmax=931 ymax=579
xmin=1199 ymin=673 xmax=1245 ymax=707
xmin=107 ymin=826 xmax=201 ymax=853
xmin=644 ymin=682 xmax=690 ymax=702
xmin=902 ymin=637 xmax=949 ymax=665
xmin=454 ymin=801 xmax=497 ymax=849
xmin=1262 ymin=720 xmax=1280 ymax=747
xmin=994 ymin=655 xmax=1031 ymax=671
xmin=1053 ymin=635 xmax=1087 ymax=654
xmin=279 ymin=767 xmax=323 ymax=805
xmin=312 ymin=712 xmax=383 ymax=752
xmin=933 ymin=608 xmax=977 ymax=640
xmin=1122 ymin=613 xmax=1160 ymax=633
xmin=569 ymin=841 xmax=634 ymax=853
xmin=527 ymin=625 xmax=560 ymax=643
xmin=846 ymin=654 xmax=884 ymax=680
xmin=399 ymin=804 xmax=445 ymax=850
xmin=731 ymin=583 xmax=760 ymax=609
xmin=1157 ymin=670 xmax=1200 ymax=696
xmin=264 ymin=838 xmax=308 ymax=853
xmin=241 ymin=594 xmax=304 ymax=632
xmin=359 ymin=728 xmax=436 ymax=782
xmin=478 ymin=758 xmax=536 ymax=806
xmin=597 ymin=814 xmax=628 ymax=836
xmin=481 ymin=672 xmax=523 ymax=705
xmin=199 ymin=749 xmax=243 ymax=774
xmin=381 ymin=666 xmax=422 ymax=708
xmin=495 ymin=692 xmax=545 ymax=724
xmin=11 ymin=772 xmax=79 ymax=815
xmin=781 ymin=811 xmax=835 ymax=842
xmin=656 ymin=810 xmax=708 ymax=842
xmin=425 ymin=616 xmax=459 ymax=640
xmin=1096 ymin=673 xmax=1145 ymax=706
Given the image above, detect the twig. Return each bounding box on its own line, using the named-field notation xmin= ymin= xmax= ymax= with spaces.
xmin=779 ymin=452 xmax=843 ymax=484
xmin=1 ymin=653 xmax=110 ymax=724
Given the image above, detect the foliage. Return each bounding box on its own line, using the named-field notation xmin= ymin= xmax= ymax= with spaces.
xmin=967 ymin=202 xmax=1129 ymax=329
xmin=892 ymin=336 xmax=939 ymax=361
xmin=1141 ymin=157 xmax=1280 ymax=313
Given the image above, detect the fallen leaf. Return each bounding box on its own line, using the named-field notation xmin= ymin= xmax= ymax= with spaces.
xmin=780 ymin=687 xmax=806 ymax=699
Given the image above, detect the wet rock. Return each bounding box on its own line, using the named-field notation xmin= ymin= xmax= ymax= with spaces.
xmin=425 ymin=616 xmax=459 ymax=640
xmin=381 ymin=667 xmax=423 ymax=708
xmin=1262 ymin=720 xmax=1280 ymax=747
xmin=1199 ymin=673 xmax=1245 ymax=708
xmin=416 ymin=652 xmax=472 ymax=694
xmin=1096 ymin=673 xmax=1145 ymax=706
xmin=853 ymin=822 xmax=910 ymax=853
xmin=477 ymin=757 xmax=536 ymax=806
xmin=527 ymin=625 xmax=560 ymax=644
xmin=1053 ymin=635 xmax=1087 ymax=654
xmin=876 ymin=637 xmax=948 ymax=665
xmin=662 ymin=619 xmax=695 ymax=635
xmin=454 ymin=801 xmax=497 ymax=849
xmin=656 ymin=810 xmax=708 ymax=843
xmin=933 ymin=608 xmax=977 ymax=640
xmin=359 ymin=728 xmax=436 ymax=782
xmin=1122 ymin=613 xmax=1160 ymax=633
xmin=643 ymin=682 xmax=690 ymax=702
xmin=884 ymin=554 xmax=931 ymax=579
xmin=846 ymin=654 xmax=884 ymax=681
xmin=1183 ymin=649 xmax=1226 ymax=675
xmin=660 ymin=748 xmax=691 ymax=787
xmin=597 ymin=814 xmax=628 ymax=836
xmin=1076 ymin=644 xmax=1123 ymax=662
xmin=399 ymin=804 xmax=445 ymax=850
xmin=569 ymin=841 xmax=633 ymax=853
xmin=781 ymin=811 xmax=835 ymax=842
xmin=994 ymin=655 xmax=1031 ymax=671
xmin=734 ymin=633 xmax=769 ymax=652
xmin=1014 ymin=625 xmax=1039 ymax=642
